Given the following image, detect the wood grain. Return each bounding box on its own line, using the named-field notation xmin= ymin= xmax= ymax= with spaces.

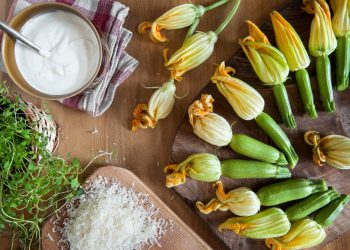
xmin=42 ymin=166 xmax=210 ymax=250
xmin=0 ymin=0 xmax=348 ymax=249
xmin=171 ymin=1 xmax=350 ymax=249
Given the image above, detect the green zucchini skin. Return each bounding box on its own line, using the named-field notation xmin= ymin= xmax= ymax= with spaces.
xmin=220 ymin=159 xmax=291 ymax=179
xmin=229 ymin=134 xmax=288 ymax=165
xmin=314 ymin=194 xmax=350 ymax=227
xmin=257 ymin=178 xmax=328 ymax=206
xmin=285 ymin=188 xmax=339 ymax=221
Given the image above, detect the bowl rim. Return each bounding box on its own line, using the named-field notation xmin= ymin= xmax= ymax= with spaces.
xmin=1 ymin=2 xmax=103 ymax=100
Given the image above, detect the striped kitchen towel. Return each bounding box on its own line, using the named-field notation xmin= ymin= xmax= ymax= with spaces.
xmin=0 ymin=0 xmax=138 ymax=117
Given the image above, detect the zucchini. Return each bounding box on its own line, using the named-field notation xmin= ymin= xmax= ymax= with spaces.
xmin=257 ymin=178 xmax=328 ymax=206
xmin=285 ymin=187 xmax=339 ymax=221
xmin=220 ymin=159 xmax=291 ymax=179
xmin=229 ymin=134 xmax=288 ymax=165
xmin=314 ymin=194 xmax=350 ymax=227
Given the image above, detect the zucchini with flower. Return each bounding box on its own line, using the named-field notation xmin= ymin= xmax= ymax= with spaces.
xmin=138 ymin=0 xmax=231 ymax=44
xmin=315 ymin=194 xmax=350 ymax=227
xmin=164 ymin=153 xmax=291 ymax=188
xmin=219 ymin=208 xmax=291 ymax=239
xmin=239 ymin=21 xmax=296 ymax=128
xmin=196 ymin=181 xmax=260 ymax=216
xmin=188 ymin=94 xmax=287 ymax=165
xmin=285 ymin=187 xmax=339 ymax=221
xmin=257 ymin=178 xmax=328 ymax=206
xmin=211 ymin=62 xmax=298 ymax=168
xmin=303 ymin=0 xmax=337 ymax=112
xmin=265 ymin=218 xmax=326 ymax=250
xmin=271 ymin=11 xmax=317 ymax=118
xmin=330 ymin=0 xmax=350 ymax=91
xmin=304 ymin=130 xmax=350 ymax=169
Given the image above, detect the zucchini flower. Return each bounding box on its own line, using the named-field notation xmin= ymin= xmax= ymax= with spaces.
xmin=211 ymin=62 xmax=264 ymax=120
xmin=330 ymin=0 xmax=350 ymax=91
xmin=131 ymin=79 xmax=175 ymax=131
xmin=303 ymin=0 xmax=337 ymax=112
xmin=240 ymin=21 xmax=296 ymax=128
xmin=164 ymin=153 xmax=221 ymax=188
xmin=211 ymin=62 xmax=298 ymax=168
xmin=138 ymin=4 xmax=205 ymax=43
xmin=196 ymin=181 xmax=260 ymax=216
xmin=163 ymin=0 xmax=242 ymax=81
xmin=138 ymin=0 xmax=232 ymax=44
xmin=271 ymin=11 xmax=317 ymax=118
xmin=164 ymin=31 xmax=218 ymax=81
xmin=219 ymin=208 xmax=291 ymax=239
xmin=188 ymin=94 xmax=232 ymax=147
xmin=304 ymin=130 xmax=350 ymax=169
xmin=265 ymin=219 xmax=326 ymax=250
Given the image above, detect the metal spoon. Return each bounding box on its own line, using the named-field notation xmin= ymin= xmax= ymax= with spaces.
xmin=0 ymin=20 xmax=50 ymax=57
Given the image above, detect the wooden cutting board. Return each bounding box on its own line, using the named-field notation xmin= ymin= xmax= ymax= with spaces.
xmin=41 ymin=166 xmax=210 ymax=250
xmin=171 ymin=1 xmax=350 ymax=249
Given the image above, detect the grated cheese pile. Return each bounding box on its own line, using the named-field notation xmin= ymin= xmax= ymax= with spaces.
xmin=58 ymin=177 xmax=171 ymax=250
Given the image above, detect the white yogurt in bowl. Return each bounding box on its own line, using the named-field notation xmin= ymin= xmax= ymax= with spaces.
xmin=14 ymin=10 xmax=100 ymax=96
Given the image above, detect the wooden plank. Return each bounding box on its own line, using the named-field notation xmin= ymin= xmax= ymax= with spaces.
xmin=41 ymin=166 xmax=211 ymax=250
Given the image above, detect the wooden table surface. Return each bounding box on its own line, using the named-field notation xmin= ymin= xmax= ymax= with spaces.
xmin=0 ymin=0 xmax=349 ymax=249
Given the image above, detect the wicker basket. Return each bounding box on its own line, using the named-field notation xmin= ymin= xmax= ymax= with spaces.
xmin=7 ymin=95 xmax=59 ymax=154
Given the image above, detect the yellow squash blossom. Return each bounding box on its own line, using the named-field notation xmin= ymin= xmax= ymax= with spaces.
xmin=164 ymin=31 xmax=217 ymax=81
xmin=303 ymin=0 xmax=337 ymax=112
xmin=196 ymin=181 xmax=260 ymax=216
xmin=270 ymin=11 xmax=310 ymax=71
xmin=330 ymin=0 xmax=350 ymax=91
xmin=138 ymin=4 xmax=205 ymax=43
xmin=131 ymin=79 xmax=175 ymax=131
xmin=271 ymin=11 xmax=317 ymax=118
xmin=304 ymin=0 xmax=337 ymax=56
xmin=188 ymin=94 xmax=232 ymax=147
xmin=219 ymin=208 xmax=291 ymax=239
xmin=211 ymin=62 xmax=264 ymax=120
xmin=304 ymin=130 xmax=350 ymax=169
xmin=164 ymin=153 xmax=221 ymax=188
xmin=266 ymin=219 xmax=326 ymax=250
xmin=240 ymin=21 xmax=296 ymax=128
xmin=239 ymin=21 xmax=289 ymax=85
xmin=330 ymin=0 xmax=350 ymax=37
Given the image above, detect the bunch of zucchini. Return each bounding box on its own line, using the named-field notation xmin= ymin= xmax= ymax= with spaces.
xmin=211 ymin=178 xmax=349 ymax=249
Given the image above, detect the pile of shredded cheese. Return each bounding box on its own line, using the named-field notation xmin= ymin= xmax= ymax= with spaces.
xmin=57 ymin=177 xmax=171 ymax=250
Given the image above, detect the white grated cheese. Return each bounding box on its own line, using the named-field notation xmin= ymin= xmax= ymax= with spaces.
xmin=57 ymin=176 xmax=171 ymax=250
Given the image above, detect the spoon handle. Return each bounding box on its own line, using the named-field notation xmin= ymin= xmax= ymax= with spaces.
xmin=0 ymin=21 xmax=41 ymax=52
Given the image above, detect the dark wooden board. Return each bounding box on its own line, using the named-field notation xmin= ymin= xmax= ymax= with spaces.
xmin=171 ymin=1 xmax=350 ymax=249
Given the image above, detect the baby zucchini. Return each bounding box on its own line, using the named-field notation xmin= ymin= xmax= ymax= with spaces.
xmin=257 ymin=178 xmax=328 ymax=206
xmin=229 ymin=134 xmax=288 ymax=165
xmin=314 ymin=194 xmax=350 ymax=227
xmin=285 ymin=187 xmax=339 ymax=221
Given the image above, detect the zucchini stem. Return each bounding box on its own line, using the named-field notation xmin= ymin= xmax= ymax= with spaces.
xmin=335 ymin=35 xmax=350 ymax=92
xmin=316 ymin=55 xmax=336 ymax=112
xmin=204 ymin=0 xmax=231 ymax=11
xmin=255 ymin=112 xmax=298 ymax=168
xmin=272 ymin=83 xmax=296 ymax=128
xmin=295 ymin=68 xmax=317 ymax=118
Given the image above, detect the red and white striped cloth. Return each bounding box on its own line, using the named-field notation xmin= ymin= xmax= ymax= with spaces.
xmin=0 ymin=0 xmax=138 ymax=117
